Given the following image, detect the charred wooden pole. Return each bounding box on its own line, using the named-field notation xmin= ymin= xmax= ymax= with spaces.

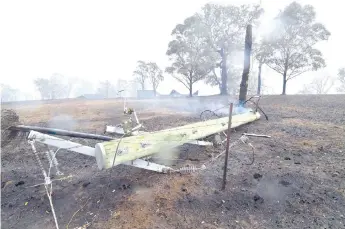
xmin=10 ymin=125 xmax=114 ymax=141
xmin=239 ymin=24 xmax=253 ymax=105
xmin=222 ymin=103 xmax=233 ymax=190
xmin=257 ymin=62 xmax=262 ymax=95
xmin=219 ymin=47 xmax=228 ymax=95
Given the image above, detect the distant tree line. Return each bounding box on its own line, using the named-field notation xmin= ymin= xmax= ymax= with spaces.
xmin=32 ymin=74 xmax=122 ymax=100
xmin=5 ymin=2 xmax=344 ymax=101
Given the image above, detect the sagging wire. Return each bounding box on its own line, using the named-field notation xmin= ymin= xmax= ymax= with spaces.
xmin=27 ymin=138 xmax=91 ymax=229
xmin=243 ymin=95 xmax=268 ymax=121
xmin=205 ymin=135 xmax=256 ymax=168
xmin=90 ymin=131 xmax=129 ymax=227
xmin=199 ymin=110 xmax=221 ymax=121
xmin=157 ymin=136 xmax=257 ymax=175
xmin=239 ymin=135 xmax=255 ymax=165
xmin=28 ymin=140 xmax=59 ymax=229
xmin=25 ymin=175 xmax=73 ymax=188
xmin=199 ymin=95 xmax=268 ymax=121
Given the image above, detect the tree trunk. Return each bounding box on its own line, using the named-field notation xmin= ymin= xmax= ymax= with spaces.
xmin=189 ymin=81 xmax=193 ymax=97
xmin=282 ymin=68 xmax=287 ymax=95
xmin=239 ymin=25 xmax=252 ymax=104
xmin=282 ymin=77 xmax=287 ymax=95
xmin=220 ymin=48 xmax=228 ymax=95
xmin=189 ymin=71 xmax=193 ymax=97
xmin=153 ymin=87 xmax=156 ymax=97
xmin=257 ymin=62 xmax=262 ymax=95
xmin=141 ymin=82 xmax=145 ymax=90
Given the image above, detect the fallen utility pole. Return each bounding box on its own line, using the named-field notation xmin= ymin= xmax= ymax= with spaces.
xmin=222 ymin=103 xmax=233 ymax=190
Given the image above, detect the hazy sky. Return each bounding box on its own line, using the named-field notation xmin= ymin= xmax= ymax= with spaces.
xmin=0 ymin=0 xmax=344 ymax=97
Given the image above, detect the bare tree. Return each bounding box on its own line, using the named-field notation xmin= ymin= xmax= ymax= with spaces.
xmin=298 ymin=84 xmax=313 ymax=94
xmin=337 ymin=68 xmax=345 ymax=93
xmin=97 ymin=80 xmax=117 ymax=98
xmin=311 ymin=75 xmax=335 ymax=94
xmin=300 ymin=75 xmax=335 ymax=94
xmin=263 ymin=2 xmax=331 ymax=94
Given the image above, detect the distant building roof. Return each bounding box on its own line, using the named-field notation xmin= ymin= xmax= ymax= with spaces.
xmin=77 ymin=93 xmax=104 ymax=99
xmin=157 ymin=89 xmax=199 ymax=98
xmin=170 ymin=90 xmax=182 ymax=97
xmin=137 ymin=90 xmax=155 ymax=99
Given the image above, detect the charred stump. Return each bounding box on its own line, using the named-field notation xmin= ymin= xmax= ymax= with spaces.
xmin=239 ymin=25 xmax=252 ymax=104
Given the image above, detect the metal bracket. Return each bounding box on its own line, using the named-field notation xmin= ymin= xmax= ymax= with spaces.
xmin=28 ymin=131 xmax=96 ymax=157
xmin=122 ymin=159 xmax=172 ymax=173
xmin=186 ymin=140 xmax=213 ymax=146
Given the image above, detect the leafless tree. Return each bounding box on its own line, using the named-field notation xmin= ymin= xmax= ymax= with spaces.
xmin=337 ymin=68 xmax=345 ymax=93
xmin=97 ymin=80 xmax=117 ymax=98
xmin=300 ymin=75 xmax=335 ymax=94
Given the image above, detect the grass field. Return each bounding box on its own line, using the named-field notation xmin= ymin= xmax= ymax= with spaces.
xmin=1 ymin=94 xmax=345 ymax=229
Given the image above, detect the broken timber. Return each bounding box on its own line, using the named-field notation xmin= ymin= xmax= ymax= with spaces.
xmin=95 ymin=111 xmax=261 ymax=169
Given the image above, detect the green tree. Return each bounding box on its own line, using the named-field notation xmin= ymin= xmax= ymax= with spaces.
xmin=252 ymin=40 xmax=274 ymax=95
xmin=0 ymin=84 xmax=19 ymax=102
xmin=34 ymin=73 xmax=72 ymax=99
xmin=205 ymin=65 xmax=242 ymax=95
xmin=147 ymin=62 xmax=164 ymax=96
xmin=33 ymin=78 xmax=51 ymax=99
xmin=195 ymin=3 xmax=264 ymax=95
xmin=166 ymin=17 xmax=215 ymax=97
xmin=133 ymin=61 xmax=149 ymax=90
xmin=263 ymin=2 xmax=330 ymax=95
xmin=133 ymin=61 xmax=164 ymax=95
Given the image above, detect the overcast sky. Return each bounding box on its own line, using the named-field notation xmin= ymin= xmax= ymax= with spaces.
xmin=0 ymin=0 xmax=344 ymax=97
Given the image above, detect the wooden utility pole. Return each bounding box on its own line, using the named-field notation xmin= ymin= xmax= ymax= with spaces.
xmin=257 ymin=62 xmax=262 ymax=95
xmin=239 ymin=25 xmax=253 ymax=104
xmin=222 ymin=103 xmax=233 ymax=190
xmin=219 ymin=47 xmax=228 ymax=95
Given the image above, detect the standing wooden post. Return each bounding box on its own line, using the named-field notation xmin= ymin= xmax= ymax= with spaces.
xmin=239 ymin=24 xmax=253 ymax=105
xmin=219 ymin=47 xmax=228 ymax=95
xmin=222 ymin=103 xmax=233 ymax=190
xmin=257 ymin=62 xmax=262 ymax=95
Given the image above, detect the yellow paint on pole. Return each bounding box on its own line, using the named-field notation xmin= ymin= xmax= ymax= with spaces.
xmin=95 ymin=111 xmax=261 ymax=169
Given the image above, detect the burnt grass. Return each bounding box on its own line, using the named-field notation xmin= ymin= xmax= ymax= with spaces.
xmin=1 ymin=94 xmax=345 ymax=229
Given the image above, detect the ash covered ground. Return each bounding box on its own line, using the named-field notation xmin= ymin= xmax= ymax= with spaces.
xmin=1 ymin=95 xmax=345 ymax=229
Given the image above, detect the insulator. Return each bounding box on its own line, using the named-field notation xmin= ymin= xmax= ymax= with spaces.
xmin=45 ymin=151 xmax=53 ymax=165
